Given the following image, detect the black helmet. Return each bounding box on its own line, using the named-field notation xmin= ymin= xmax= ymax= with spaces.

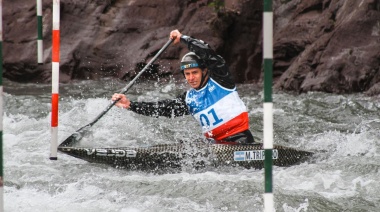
xmin=180 ymin=52 xmax=205 ymax=71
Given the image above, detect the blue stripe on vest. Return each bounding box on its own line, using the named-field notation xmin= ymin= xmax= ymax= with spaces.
xmin=186 ymin=79 xmax=235 ymax=115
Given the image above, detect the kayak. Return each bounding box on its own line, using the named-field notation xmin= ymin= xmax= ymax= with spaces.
xmin=58 ymin=134 xmax=313 ymax=171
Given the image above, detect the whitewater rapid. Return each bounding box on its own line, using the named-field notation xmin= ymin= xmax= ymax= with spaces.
xmin=3 ymin=79 xmax=380 ymax=211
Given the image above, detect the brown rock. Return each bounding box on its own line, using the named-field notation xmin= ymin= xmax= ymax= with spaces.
xmin=273 ymin=0 xmax=380 ymax=95
xmin=2 ymin=0 xmax=380 ymax=96
xmin=2 ymin=0 xmax=263 ymax=84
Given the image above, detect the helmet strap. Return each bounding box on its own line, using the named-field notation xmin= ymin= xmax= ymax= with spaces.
xmin=197 ymin=69 xmax=209 ymax=90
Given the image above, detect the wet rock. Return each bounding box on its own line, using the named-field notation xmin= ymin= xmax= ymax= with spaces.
xmin=273 ymin=0 xmax=380 ymax=95
xmin=2 ymin=0 xmax=380 ymax=95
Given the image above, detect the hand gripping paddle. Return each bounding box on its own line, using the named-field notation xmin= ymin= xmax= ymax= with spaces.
xmin=58 ymin=39 xmax=174 ymax=148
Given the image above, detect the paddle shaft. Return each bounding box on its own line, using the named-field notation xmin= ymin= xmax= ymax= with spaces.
xmin=77 ymin=39 xmax=173 ymax=132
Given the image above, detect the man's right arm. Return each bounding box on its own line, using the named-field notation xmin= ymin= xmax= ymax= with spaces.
xmin=129 ymin=92 xmax=189 ymax=118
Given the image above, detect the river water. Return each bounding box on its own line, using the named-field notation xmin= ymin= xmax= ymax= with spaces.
xmin=3 ymin=78 xmax=380 ymax=212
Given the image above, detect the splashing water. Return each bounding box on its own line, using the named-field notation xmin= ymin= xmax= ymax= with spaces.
xmin=3 ymin=78 xmax=380 ymax=211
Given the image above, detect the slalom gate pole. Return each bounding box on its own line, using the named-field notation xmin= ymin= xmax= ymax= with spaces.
xmin=263 ymin=0 xmax=274 ymax=211
xmin=0 ymin=0 xmax=4 ymax=210
xmin=50 ymin=0 xmax=60 ymax=160
xmin=37 ymin=0 xmax=43 ymax=64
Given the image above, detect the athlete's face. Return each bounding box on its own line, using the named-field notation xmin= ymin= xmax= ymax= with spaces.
xmin=184 ymin=68 xmax=206 ymax=89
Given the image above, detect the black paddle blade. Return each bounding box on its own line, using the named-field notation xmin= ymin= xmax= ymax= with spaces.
xmin=58 ymin=125 xmax=90 ymax=148
xmin=58 ymin=132 xmax=82 ymax=148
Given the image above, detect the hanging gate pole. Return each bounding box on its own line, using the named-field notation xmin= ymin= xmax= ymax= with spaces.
xmin=0 ymin=0 xmax=4 ymax=210
xmin=50 ymin=0 xmax=60 ymax=160
xmin=263 ymin=0 xmax=274 ymax=211
xmin=37 ymin=0 xmax=43 ymax=64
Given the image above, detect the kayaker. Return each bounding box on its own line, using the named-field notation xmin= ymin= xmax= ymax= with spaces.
xmin=112 ymin=29 xmax=254 ymax=144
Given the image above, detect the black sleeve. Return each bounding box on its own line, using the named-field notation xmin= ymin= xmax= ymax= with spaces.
xmin=129 ymin=92 xmax=189 ymax=118
xmin=180 ymin=35 xmax=235 ymax=89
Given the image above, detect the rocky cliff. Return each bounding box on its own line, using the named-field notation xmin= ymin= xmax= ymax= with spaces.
xmin=273 ymin=0 xmax=380 ymax=95
xmin=3 ymin=0 xmax=380 ymax=95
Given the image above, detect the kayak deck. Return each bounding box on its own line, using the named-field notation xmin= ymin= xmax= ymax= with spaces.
xmin=58 ymin=141 xmax=313 ymax=171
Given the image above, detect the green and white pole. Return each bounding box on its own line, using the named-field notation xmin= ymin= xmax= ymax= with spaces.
xmin=0 ymin=0 xmax=4 ymax=210
xmin=263 ymin=0 xmax=274 ymax=211
xmin=37 ymin=0 xmax=43 ymax=64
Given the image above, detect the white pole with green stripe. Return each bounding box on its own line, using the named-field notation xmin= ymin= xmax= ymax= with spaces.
xmin=0 ymin=0 xmax=4 ymax=210
xmin=263 ymin=0 xmax=274 ymax=211
xmin=37 ymin=0 xmax=43 ymax=64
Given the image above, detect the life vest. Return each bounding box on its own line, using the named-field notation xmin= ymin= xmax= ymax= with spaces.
xmin=185 ymin=78 xmax=249 ymax=140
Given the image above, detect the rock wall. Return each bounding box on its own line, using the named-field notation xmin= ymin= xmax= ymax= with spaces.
xmin=272 ymin=0 xmax=380 ymax=95
xmin=2 ymin=0 xmax=380 ymax=95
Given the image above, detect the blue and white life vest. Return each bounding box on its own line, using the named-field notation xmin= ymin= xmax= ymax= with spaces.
xmin=185 ymin=78 xmax=249 ymax=140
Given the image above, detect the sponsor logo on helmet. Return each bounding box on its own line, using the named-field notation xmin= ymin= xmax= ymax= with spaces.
xmin=181 ymin=63 xmax=199 ymax=70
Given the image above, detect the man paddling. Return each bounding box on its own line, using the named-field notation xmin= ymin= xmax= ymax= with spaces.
xmin=112 ymin=30 xmax=254 ymax=144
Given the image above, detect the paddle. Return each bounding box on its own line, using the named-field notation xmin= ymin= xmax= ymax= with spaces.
xmin=59 ymin=38 xmax=174 ymax=148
